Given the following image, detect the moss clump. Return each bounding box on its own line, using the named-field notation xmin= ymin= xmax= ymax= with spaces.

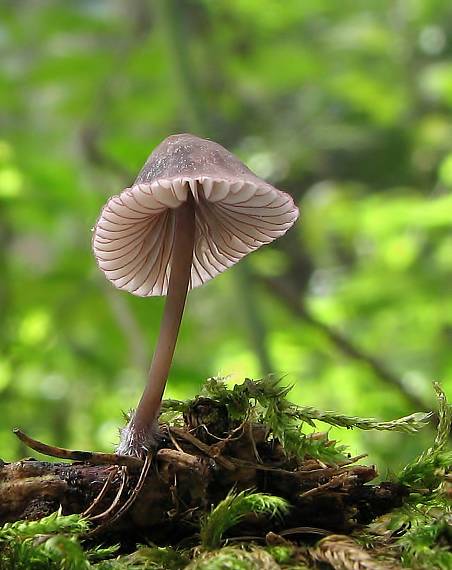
xmin=0 ymin=379 xmax=449 ymax=569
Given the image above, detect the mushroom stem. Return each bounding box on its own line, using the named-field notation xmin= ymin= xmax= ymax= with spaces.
xmin=117 ymin=191 xmax=196 ymax=456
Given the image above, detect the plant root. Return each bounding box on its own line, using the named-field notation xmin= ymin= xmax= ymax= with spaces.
xmin=80 ymin=467 xmax=117 ymax=518
xmin=88 ymin=466 xmax=128 ymax=523
xmin=88 ymin=452 xmax=153 ymax=536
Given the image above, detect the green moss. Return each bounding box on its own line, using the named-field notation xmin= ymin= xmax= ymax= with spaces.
xmin=0 ymin=379 xmax=449 ymax=570
xmin=164 ymin=375 xmax=431 ymax=464
xmin=200 ymin=490 xmax=290 ymax=550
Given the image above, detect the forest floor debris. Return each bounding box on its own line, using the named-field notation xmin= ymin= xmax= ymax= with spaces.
xmin=0 ymin=377 xmax=450 ymax=569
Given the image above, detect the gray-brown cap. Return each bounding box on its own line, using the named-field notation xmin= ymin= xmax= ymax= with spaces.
xmin=92 ymin=134 xmax=299 ymax=296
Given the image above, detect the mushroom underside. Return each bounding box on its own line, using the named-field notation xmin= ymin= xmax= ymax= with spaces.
xmin=93 ymin=177 xmax=298 ymax=297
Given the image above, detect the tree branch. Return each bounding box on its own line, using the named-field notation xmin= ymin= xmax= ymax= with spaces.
xmin=259 ymin=275 xmax=430 ymax=412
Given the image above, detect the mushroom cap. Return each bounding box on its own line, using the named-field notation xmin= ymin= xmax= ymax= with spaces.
xmin=92 ymin=134 xmax=299 ymax=296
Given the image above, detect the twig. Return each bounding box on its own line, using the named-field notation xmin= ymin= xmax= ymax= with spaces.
xmin=299 ymin=472 xmax=350 ymax=499
xmin=227 ymin=456 xmax=297 ymax=475
xmin=156 ymin=448 xmax=206 ymax=472
xmin=247 ymin=420 xmax=263 ymax=463
xmin=339 ymin=453 xmax=368 ymax=466
xmin=279 ymin=526 xmax=330 ymax=537
xmin=169 ymin=427 xmax=236 ymax=471
xmin=165 ymin=424 xmax=185 ymax=453
xmin=14 ymin=427 xmax=208 ymax=473
xmin=13 ymin=429 xmax=143 ymax=469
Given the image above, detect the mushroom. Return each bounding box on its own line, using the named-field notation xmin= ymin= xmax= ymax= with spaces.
xmin=92 ymin=134 xmax=299 ymax=457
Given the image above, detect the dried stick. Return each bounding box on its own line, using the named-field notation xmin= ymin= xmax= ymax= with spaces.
xmin=299 ymin=472 xmax=350 ymax=499
xmin=13 ymin=429 xmax=143 ymax=469
xmin=169 ymin=426 xmax=236 ymax=471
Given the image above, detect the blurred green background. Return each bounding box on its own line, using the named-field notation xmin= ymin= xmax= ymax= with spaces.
xmin=1 ymin=0 xmax=451 ymax=471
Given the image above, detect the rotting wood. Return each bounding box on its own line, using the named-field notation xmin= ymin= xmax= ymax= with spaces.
xmin=0 ymin=419 xmax=408 ymax=545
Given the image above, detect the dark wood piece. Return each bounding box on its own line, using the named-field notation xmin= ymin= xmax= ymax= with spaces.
xmin=0 ymin=419 xmax=408 ymax=545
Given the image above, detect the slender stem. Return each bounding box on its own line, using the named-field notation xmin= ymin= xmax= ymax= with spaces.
xmin=138 ymin=194 xmax=196 ymax=430
xmin=118 ymin=192 xmax=196 ymax=454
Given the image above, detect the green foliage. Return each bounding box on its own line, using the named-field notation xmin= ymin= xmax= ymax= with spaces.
xmin=373 ymin=385 xmax=452 ymax=570
xmin=0 ymin=0 xmax=452 ymax=552
xmin=265 ymin=546 xmax=295 ymax=565
xmin=0 ymin=498 xmax=290 ymax=568
xmin=200 ymin=490 xmax=290 ymax=550
xmin=383 ymin=504 xmax=452 ymax=570
xmin=96 ymin=546 xmax=188 ymax=570
xmin=203 ymin=377 xmax=431 ymax=431
xmin=0 ymin=536 xmax=90 ymax=570
xmin=197 ymin=376 xmax=431 ymax=462
xmin=1 ymin=3 xmax=452 ymax=565
xmin=0 ymin=512 xmax=90 ymax=570
xmin=0 ymin=0 xmax=451 ymax=473
xmin=399 ymin=383 xmax=452 ymax=489
xmin=0 ymin=511 xmax=89 ymax=541
xmin=187 ymin=546 xmax=282 ymax=570
xmin=0 ymin=511 xmax=121 ymax=570
xmin=398 ymin=513 xmax=452 ymax=570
